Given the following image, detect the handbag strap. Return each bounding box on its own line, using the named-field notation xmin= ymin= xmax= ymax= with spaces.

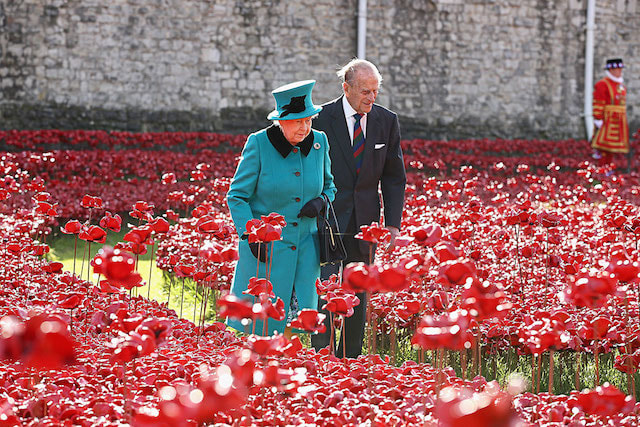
xmin=321 ymin=193 xmax=339 ymax=226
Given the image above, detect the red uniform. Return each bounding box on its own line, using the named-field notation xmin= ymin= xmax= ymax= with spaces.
xmin=591 ymin=76 xmax=629 ymax=154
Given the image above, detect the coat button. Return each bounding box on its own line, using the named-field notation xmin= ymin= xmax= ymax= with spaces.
xmin=294 ymin=171 xmax=300 ymax=176
xmin=292 ymin=222 xmax=298 ymax=227
xmin=291 ymin=246 xmax=297 ymax=250
xmin=292 ymin=147 xmax=298 ymax=153
xmin=295 ymin=197 xmax=301 ymax=202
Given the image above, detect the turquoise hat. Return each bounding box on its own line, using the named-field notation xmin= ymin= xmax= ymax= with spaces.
xmin=267 ymin=80 xmax=322 ymax=121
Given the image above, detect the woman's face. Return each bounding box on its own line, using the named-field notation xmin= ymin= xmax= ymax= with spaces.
xmin=279 ymin=117 xmax=312 ymax=144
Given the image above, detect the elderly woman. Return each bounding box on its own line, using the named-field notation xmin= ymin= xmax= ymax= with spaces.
xmin=226 ymin=80 xmax=336 ymax=336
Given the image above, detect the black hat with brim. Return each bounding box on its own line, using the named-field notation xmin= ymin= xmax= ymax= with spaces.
xmin=605 ymin=58 xmax=624 ymax=69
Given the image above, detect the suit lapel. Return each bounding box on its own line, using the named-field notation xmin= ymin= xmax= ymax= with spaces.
xmin=328 ymin=97 xmax=357 ymax=178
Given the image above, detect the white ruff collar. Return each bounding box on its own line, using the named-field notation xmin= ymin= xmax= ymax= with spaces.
xmin=606 ymin=70 xmax=624 ymax=84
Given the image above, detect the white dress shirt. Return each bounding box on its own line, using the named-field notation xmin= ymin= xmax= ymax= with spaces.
xmin=342 ymin=96 xmax=367 ymax=145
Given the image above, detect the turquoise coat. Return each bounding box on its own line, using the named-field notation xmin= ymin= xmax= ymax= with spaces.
xmin=226 ymin=125 xmax=336 ymax=335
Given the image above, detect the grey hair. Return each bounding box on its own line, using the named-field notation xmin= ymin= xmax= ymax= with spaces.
xmin=337 ymin=58 xmax=383 ymax=86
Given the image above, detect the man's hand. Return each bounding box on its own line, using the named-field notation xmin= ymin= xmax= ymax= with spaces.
xmin=386 ymin=226 xmax=399 ymax=252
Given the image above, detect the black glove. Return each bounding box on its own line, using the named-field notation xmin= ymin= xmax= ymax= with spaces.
xmin=297 ymin=196 xmax=325 ymax=218
xmin=249 ymin=242 xmax=268 ymax=263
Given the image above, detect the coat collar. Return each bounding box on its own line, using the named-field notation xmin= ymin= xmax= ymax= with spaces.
xmin=266 ymin=125 xmax=314 ymax=158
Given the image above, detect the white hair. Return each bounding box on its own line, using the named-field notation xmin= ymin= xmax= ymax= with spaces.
xmin=337 ymin=58 xmax=383 ymax=86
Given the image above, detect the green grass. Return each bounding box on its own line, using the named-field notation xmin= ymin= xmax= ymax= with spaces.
xmin=46 ymin=228 xmax=218 ymax=324
xmin=370 ymin=331 xmax=639 ymax=396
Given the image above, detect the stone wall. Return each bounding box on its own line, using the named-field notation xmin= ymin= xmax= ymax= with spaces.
xmin=0 ymin=0 xmax=638 ymax=139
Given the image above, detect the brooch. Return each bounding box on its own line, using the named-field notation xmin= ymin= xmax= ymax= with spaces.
xmin=313 ymin=142 xmax=321 ymax=150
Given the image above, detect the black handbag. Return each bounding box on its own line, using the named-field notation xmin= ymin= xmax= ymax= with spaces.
xmin=317 ymin=194 xmax=347 ymax=265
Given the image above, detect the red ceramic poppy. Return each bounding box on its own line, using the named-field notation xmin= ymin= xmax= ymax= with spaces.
xmin=322 ymin=292 xmax=360 ymax=317
xmin=78 ymin=225 xmax=107 ymax=243
xmin=412 ymin=224 xmax=443 ymax=247
xmin=161 ymin=172 xmax=177 ymax=185
xmin=355 ymin=222 xmax=390 ymax=244
xmin=315 ymin=274 xmax=341 ymax=296
xmin=288 ymin=309 xmax=326 ymax=334
xmin=217 ymin=294 xmax=255 ymax=320
xmin=57 ymin=293 xmax=84 ymax=310
xmin=412 ymin=310 xmax=473 ymax=351
xmin=35 ymin=201 xmax=58 ymax=217
xmin=150 ymin=217 xmax=170 ymax=233
xmin=61 ymin=219 xmax=83 ymax=235
xmin=99 ymin=211 xmax=122 ymax=232
xmin=438 ymin=258 xmax=477 ymax=287
xmin=93 ymin=246 xmax=142 ymax=287
xmin=435 ymin=385 xmax=521 ymax=427
xmin=562 ymin=270 xmax=619 ymax=308
xmin=246 ymin=219 xmax=283 ymax=243
xmin=242 ymin=277 xmax=275 ymax=298
xmin=342 ymin=263 xmax=380 ymax=293
xmin=0 ymin=314 xmax=76 ymax=370
xmin=575 ymin=383 xmax=635 ymax=417
xmin=81 ymin=194 xmax=103 ymax=209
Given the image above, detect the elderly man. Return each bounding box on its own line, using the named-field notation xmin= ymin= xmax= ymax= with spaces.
xmin=591 ymin=58 xmax=629 ymax=170
xmin=311 ymin=59 xmax=406 ymax=358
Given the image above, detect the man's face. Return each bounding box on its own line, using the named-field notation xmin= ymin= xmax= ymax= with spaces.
xmin=610 ymin=68 xmax=623 ymax=78
xmin=343 ymin=70 xmax=379 ymax=115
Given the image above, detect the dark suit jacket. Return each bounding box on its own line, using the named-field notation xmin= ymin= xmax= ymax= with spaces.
xmin=314 ymin=96 xmax=406 ymax=255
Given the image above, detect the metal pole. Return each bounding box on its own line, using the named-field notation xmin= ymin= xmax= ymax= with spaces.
xmin=357 ymin=0 xmax=367 ymax=59
xmin=584 ymin=0 xmax=596 ymax=141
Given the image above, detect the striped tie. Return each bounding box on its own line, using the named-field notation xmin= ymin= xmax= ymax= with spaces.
xmin=352 ymin=113 xmax=365 ymax=173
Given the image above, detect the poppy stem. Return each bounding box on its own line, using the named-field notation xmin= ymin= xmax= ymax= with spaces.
xmin=545 ymin=230 xmax=549 ymax=290
xmin=122 ymin=361 xmax=129 ymax=420
xmin=371 ymin=313 xmax=378 ymax=355
xmin=515 ymin=224 xmax=523 ymax=287
xmin=79 ymin=239 xmax=87 ymax=279
xmin=477 ymin=332 xmax=483 ymax=377
xmin=390 ymin=318 xmax=397 ymax=366
xmin=460 ymin=349 xmax=467 ymax=380
xmin=198 ymin=287 xmax=209 ymax=343
xmin=594 ymin=340 xmax=600 ymax=386
xmin=179 ymin=277 xmax=185 ymax=318
xmin=531 ymin=354 xmax=536 ymax=392
xmin=72 ymin=236 xmax=77 ymax=277
xmin=625 ymin=296 xmax=634 ymax=397
xmin=575 ymin=351 xmax=581 ymax=390
xmin=147 ymin=243 xmax=155 ymax=300
xmin=267 ymin=242 xmax=274 ymax=282
xmin=199 ymin=286 xmax=209 ymax=330
xmin=193 ymin=281 xmax=199 ymax=324
xmin=166 ymin=274 xmax=173 ymax=309
xmin=436 ymin=348 xmax=444 ymax=394
xmin=536 ymin=353 xmax=542 ymax=393
xmin=472 ymin=334 xmax=478 ymax=377
xmin=548 ymin=349 xmax=554 ymax=394
xmin=87 ymin=242 xmax=91 ymax=283
xmin=255 ymin=242 xmax=260 ymax=280
xmin=366 ymin=291 xmax=373 ymax=357
xmin=342 ymin=316 xmax=346 ymax=359
xmin=329 ymin=311 xmax=335 ymax=356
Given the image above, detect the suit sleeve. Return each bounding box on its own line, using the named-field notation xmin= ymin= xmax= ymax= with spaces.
xmin=380 ymin=113 xmax=406 ymax=229
xmin=320 ymin=131 xmax=337 ymax=202
xmin=226 ymin=134 xmax=260 ymax=237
